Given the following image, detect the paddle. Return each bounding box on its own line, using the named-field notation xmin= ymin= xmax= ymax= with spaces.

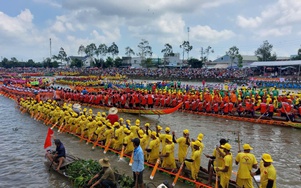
xmin=103 ymin=139 xmax=112 ymax=154
xmin=92 ymin=134 xmax=101 ymax=150
xmin=119 ymin=145 xmax=125 ymax=160
xmin=256 ymin=109 xmax=269 ymax=122
xmin=215 ymin=172 xmax=218 ymax=188
xmin=129 ymin=152 xmax=134 ymax=166
xmin=250 ymin=170 xmax=260 ymax=188
xmin=171 ymin=147 xmax=190 ymax=187
xmin=150 ymin=158 xmax=160 ymax=180
xmin=237 ymin=131 xmax=241 ymax=152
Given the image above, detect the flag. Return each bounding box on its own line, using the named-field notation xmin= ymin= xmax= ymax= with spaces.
xmin=44 ymin=128 xmax=54 ymax=149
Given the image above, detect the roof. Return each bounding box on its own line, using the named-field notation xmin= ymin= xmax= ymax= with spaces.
xmin=241 ymin=55 xmax=258 ymax=61
xmin=249 ymin=60 xmax=301 ymax=67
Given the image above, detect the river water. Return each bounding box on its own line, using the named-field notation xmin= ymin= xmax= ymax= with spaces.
xmin=0 ymin=94 xmax=300 ymax=188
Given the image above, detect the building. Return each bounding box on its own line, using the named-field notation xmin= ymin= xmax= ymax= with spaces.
xmin=208 ymin=55 xmax=290 ymax=68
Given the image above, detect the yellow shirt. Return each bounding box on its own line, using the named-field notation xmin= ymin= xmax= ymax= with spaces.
xmin=124 ymin=133 xmax=134 ymax=153
xmin=147 ymin=137 xmax=160 ymax=162
xmin=213 ymin=147 xmax=225 ymax=168
xmin=260 ymin=163 xmax=276 ymax=188
xmin=161 ymin=143 xmax=176 ymax=169
xmin=235 ymin=152 xmax=258 ymax=179
xmin=176 ymin=137 xmax=189 ymax=163
xmin=220 ymin=153 xmax=233 ymax=180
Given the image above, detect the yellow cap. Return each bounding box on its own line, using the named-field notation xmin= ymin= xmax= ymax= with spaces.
xmin=151 ymin=131 xmax=157 ymax=137
xmin=243 ymin=144 xmax=253 ymax=150
xmin=222 ymin=143 xmax=231 ymax=150
xmin=183 ymin=129 xmax=189 ymax=134
xmin=165 ymin=127 xmax=170 ymax=132
xmin=113 ymin=122 xmax=120 ymax=127
xmin=197 ymin=133 xmax=204 ymax=141
xmin=157 ymin=125 xmax=162 ymax=130
xmin=145 ymin=123 xmax=150 ymax=127
xmin=119 ymin=118 xmax=124 ymax=122
xmin=262 ymin=153 xmax=273 ymax=162
xmin=138 ymin=130 xmax=144 ymax=137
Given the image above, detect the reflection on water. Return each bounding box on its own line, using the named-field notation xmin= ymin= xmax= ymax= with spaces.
xmin=0 ymin=96 xmax=300 ymax=188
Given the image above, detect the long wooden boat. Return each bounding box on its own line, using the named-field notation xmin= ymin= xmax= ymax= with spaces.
xmin=180 ymin=109 xmax=301 ymax=129
xmin=88 ymin=102 xmax=183 ymax=115
xmin=42 ymin=124 xmax=235 ymax=188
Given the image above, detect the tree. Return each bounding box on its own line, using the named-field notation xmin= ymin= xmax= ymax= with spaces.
xmin=180 ymin=41 xmax=193 ymax=61
xmin=70 ymin=58 xmax=83 ymax=68
xmin=78 ymin=45 xmax=86 ymax=57
xmin=107 ymin=42 xmax=119 ymax=60
xmin=291 ymin=46 xmax=301 ymax=60
xmin=137 ymin=39 xmax=152 ymax=59
xmin=85 ymin=43 xmax=97 ymax=67
xmin=96 ymin=44 xmax=108 ymax=68
xmin=226 ymin=46 xmax=240 ymax=68
xmin=55 ymin=47 xmax=68 ymax=66
xmin=237 ymin=54 xmax=243 ymax=68
xmin=105 ymin=57 xmax=114 ymax=67
xmin=161 ymin=43 xmax=174 ymax=57
xmin=140 ymin=58 xmax=153 ymax=68
xmin=188 ymin=58 xmax=203 ymax=68
xmin=114 ymin=57 xmax=123 ymax=67
xmin=125 ymin=46 xmax=135 ymax=57
xmin=255 ymin=40 xmax=277 ymax=61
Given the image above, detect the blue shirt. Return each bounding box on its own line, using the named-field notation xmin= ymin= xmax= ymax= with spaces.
xmin=56 ymin=143 xmax=66 ymax=158
xmin=132 ymin=146 xmax=144 ymax=172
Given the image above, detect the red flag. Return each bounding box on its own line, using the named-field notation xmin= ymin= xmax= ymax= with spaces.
xmin=44 ymin=128 xmax=54 ymax=149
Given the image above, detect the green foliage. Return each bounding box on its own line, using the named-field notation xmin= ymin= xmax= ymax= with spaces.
xmin=66 ymin=159 xmax=102 ymax=187
xmin=255 ymin=40 xmax=277 ymax=61
xmin=188 ymin=58 xmax=203 ymax=68
xmin=70 ymin=58 xmax=83 ymax=68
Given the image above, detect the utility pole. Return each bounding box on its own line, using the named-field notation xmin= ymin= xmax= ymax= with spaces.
xmin=49 ymin=38 xmax=52 ymax=58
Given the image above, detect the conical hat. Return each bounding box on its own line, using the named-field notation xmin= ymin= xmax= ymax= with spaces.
xmin=109 ymin=107 xmax=118 ymax=114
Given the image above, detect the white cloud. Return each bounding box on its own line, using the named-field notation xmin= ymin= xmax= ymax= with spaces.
xmin=237 ymin=15 xmax=262 ymax=29
xmin=0 ymin=9 xmax=33 ymax=33
xmin=256 ymin=27 xmax=292 ymax=38
xmin=190 ymin=25 xmax=235 ymax=43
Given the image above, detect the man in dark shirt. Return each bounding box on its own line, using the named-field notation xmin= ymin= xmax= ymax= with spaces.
xmin=46 ymin=139 xmax=66 ymax=171
xmin=87 ymin=158 xmax=116 ymax=188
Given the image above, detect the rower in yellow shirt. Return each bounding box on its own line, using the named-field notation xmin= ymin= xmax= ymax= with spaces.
xmin=123 ymin=128 xmax=134 ymax=155
xmin=146 ymin=131 xmax=160 ymax=164
xmin=112 ymin=122 xmax=123 ymax=150
xmin=172 ymin=129 xmax=190 ymax=163
xmin=103 ymin=122 xmax=114 ymax=147
xmin=160 ymin=134 xmax=176 ymax=170
xmin=235 ymin=144 xmax=258 ymax=188
xmin=160 ymin=127 xmax=171 ymax=154
xmin=216 ymin=143 xmax=233 ymax=188
xmin=184 ymin=141 xmax=202 ymax=180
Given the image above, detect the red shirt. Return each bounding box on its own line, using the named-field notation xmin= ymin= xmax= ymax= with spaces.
xmin=107 ymin=114 xmax=119 ymax=124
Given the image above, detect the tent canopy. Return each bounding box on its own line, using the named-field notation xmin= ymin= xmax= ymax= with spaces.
xmin=249 ymin=60 xmax=301 ymax=67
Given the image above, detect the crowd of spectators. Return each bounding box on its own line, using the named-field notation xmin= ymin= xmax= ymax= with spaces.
xmin=0 ymin=67 xmax=253 ymax=80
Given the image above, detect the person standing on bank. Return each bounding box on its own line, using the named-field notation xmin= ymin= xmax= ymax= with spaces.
xmin=46 ymin=139 xmax=66 ymax=171
xmin=87 ymin=158 xmax=116 ymax=188
xmin=132 ymin=138 xmax=145 ymax=188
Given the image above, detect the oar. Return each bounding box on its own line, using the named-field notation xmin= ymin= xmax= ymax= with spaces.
xmin=172 ymin=148 xmax=190 ymax=187
xmin=119 ymin=145 xmax=125 ymax=160
xmin=215 ymin=171 xmax=218 ymax=188
xmin=237 ymin=131 xmax=241 ymax=152
xmin=150 ymin=158 xmax=160 ymax=180
xmin=103 ymin=139 xmax=112 ymax=154
xmin=256 ymin=109 xmax=268 ymax=122
xmin=250 ymin=170 xmax=260 ymax=188
xmin=92 ymin=134 xmax=101 ymax=150
xmin=129 ymin=152 xmax=134 ymax=166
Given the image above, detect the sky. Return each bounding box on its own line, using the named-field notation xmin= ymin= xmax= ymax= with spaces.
xmin=0 ymin=0 xmax=301 ymax=62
